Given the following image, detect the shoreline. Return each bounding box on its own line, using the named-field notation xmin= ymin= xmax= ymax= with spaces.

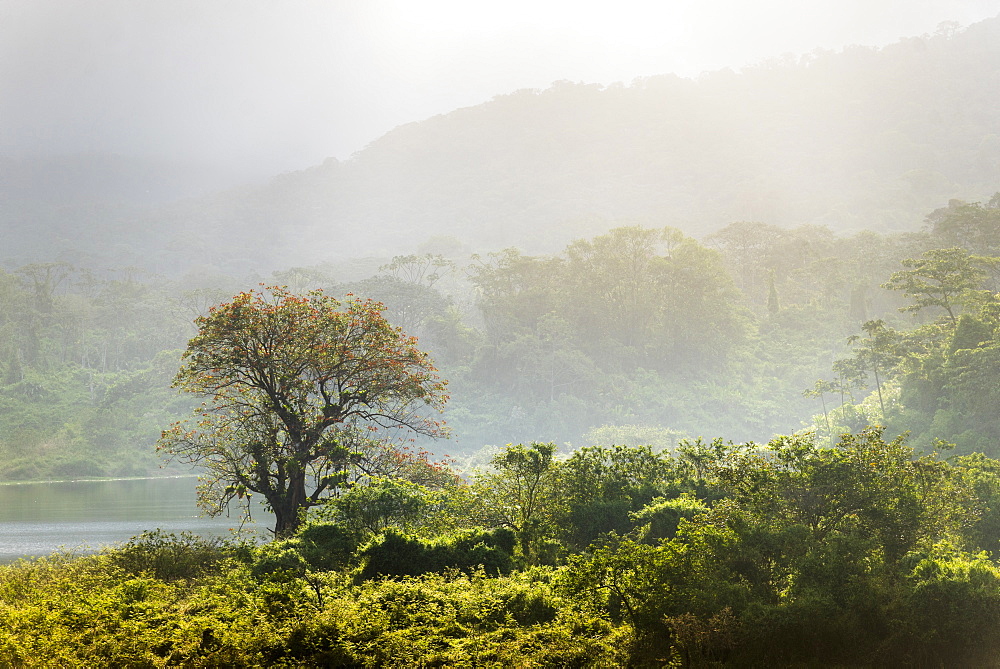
xmin=0 ymin=473 xmax=200 ymax=487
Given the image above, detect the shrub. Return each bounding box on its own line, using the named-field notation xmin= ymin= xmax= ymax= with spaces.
xmin=359 ymin=528 xmax=516 ymax=580
xmin=105 ymin=529 xmax=250 ymax=581
xmin=251 ymin=522 xmax=362 ymax=581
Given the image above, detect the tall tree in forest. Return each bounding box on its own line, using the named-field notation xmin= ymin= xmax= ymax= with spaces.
xmin=882 ymin=247 xmax=992 ymax=325
xmin=158 ymin=286 xmax=448 ymax=537
xmin=477 ymin=441 xmax=559 ymax=562
xmin=845 ymin=319 xmax=902 ymax=418
xmin=926 ymin=195 xmax=1000 ymax=258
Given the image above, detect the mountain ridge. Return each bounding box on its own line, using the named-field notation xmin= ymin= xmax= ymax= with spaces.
xmin=4 ymin=14 xmax=1000 ymax=274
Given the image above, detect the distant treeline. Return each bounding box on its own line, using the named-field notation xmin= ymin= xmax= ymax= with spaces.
xmin=2 ymin=195 xmax=1000 ymax=479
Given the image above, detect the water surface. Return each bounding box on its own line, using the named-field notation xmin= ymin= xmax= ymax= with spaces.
xmin=0 ymin=477 xmax=273 ymax=562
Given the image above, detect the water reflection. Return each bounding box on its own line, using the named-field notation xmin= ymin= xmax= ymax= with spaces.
xmin=0 ymin=477 xmax=273 ymax=562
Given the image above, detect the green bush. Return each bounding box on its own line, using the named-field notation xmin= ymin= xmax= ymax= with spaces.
xmin=295 ymin=522 xmax=361 ymax=571
xmin=632 ymin=494 xmax=708 ymax=542
xmin=105 ymin=529 xmax=250 ymax=581
xmin=359 ymin=527 xmax=516 ymax=580
xmin=883 ymin=550 xmax=1000 ymax=666
xmin=250 ymin=522 xmax=361 ymax=580
xmin=251 ymin=542 xmax=310 ymax=581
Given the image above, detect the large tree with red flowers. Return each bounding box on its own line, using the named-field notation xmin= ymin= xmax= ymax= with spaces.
xmin=158 ymin=286 xmax=448 ymax=537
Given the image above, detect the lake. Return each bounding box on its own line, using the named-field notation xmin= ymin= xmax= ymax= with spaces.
xmin=0 ymin=476 xmax=273 ymax=562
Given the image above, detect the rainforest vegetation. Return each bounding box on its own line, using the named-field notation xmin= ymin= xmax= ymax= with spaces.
xmin=3 ymin=429 xmax=1000 ymax=665
xmin=1 ymin=196 xmax=1000 ymax=664
xmin=3 ymin=196 xmax=1000 ymax=479
xmin=7 ymin=11 xmax=1000 ymax=667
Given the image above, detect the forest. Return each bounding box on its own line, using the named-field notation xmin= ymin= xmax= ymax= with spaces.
xmin=3 ymin=16 xmax=1000 ymax=664
xmin=3 ymin=196 xmax=1000 ymax=479
xmin=0 ymin=196 xmax=999 ymax=663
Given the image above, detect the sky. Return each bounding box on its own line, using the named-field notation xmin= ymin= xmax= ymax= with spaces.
xmin=2 ymin=0 xmax=999 ymax=179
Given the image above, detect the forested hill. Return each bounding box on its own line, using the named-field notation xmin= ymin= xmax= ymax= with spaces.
xmin=3 ymin=16 xmax=1000 ymax=274
xmin=276 ymin=14 xmax=1000 ymax=255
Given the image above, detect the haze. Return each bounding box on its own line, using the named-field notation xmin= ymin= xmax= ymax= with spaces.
xmin=2 ymin=0 xmax=997 ymax=182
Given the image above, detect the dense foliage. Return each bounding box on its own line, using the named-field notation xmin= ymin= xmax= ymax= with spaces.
xmin=5 ymin=196 xmax=1000 ymax=478
xmin=0 ymin=263 xmax=196 ymax=479
xmin=4 ymin=430 xmax=1000 ymax=665
xmin=4 ymin=16 xmax=1000 ymax=664
xmin=3 ymin=196 xmax=1000 ymax=663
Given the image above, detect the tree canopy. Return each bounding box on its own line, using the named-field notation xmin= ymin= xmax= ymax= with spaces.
xmin=158 ymin=286 xmax=448 ymax=536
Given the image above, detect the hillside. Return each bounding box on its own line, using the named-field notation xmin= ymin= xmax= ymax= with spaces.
xmin=3 ymin=16 xmax=1000 ymax=275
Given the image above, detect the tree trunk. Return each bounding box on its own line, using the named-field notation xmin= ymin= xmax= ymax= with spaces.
xmin=271 ymin=468 xmax=308 ymax=538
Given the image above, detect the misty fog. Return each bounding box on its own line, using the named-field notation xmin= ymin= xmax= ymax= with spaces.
xmin=1 ymin=1 xmax=1000 ymax=472
xmin=7 ymin=4 xmax=1000 ymax=663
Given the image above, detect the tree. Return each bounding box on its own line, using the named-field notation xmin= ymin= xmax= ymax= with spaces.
xmin=344 ymin=275 xmax=451 ymax=336
xmin=477 ymin=442 xmax=559 ymax=562
xmin=882 ymin=247 xmax=991 ymax=325
xmin=706 ymin=221 xmax=787 ymax=299
xmin=926 ymin=195 xmax=1000 ymax=258
xmin=379 ymin=253 xmax=456 ymax=288
xmin=562 ymin=226 xmax=742 ymax=370
xmin=323 ymin=476 xmax=432 ymax=536
xmin=844 ymin=319 xmax=902 ymax=419
xmin=555 ymin=444 xmax=676 ymax=550
xmin=158 ymin=286 xmax=448 ymax=537
xmin=803 ymin=379 xmax=837 ymax=442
